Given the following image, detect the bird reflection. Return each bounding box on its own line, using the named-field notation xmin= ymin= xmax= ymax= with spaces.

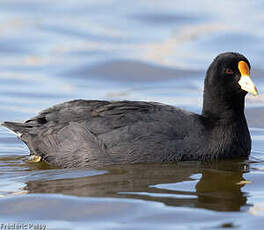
xmin=25 ymin=159 xmax=250 ymax=212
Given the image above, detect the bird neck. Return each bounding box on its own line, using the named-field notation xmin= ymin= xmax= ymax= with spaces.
xmin=202 ymin=88 xmax=246 ymax=122
xmin=201 ymin=88 xmax=251 ymax=159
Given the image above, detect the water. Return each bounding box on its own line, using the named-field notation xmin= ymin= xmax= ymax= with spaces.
xmin=0 ymin=0 xmax=264 ymax=229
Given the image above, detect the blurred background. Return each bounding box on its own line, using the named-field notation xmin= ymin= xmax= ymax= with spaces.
xmin=0 ymin=0 xmax=264 ymax=122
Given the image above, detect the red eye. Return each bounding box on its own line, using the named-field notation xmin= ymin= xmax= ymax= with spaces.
xmin=225 ymin=68 xmax=233 ymax=75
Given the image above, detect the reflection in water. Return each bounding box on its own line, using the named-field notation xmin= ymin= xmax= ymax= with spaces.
xmin=25 ymin=160 xmax=250 ymax=212
xmin=195 ymin=167 xmax=248 ymax=211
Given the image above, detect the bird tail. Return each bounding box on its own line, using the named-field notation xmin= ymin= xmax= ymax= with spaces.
xmin=2 ymin=121 xmax=42 ymax=159
xmin=1 ymin=121 xmax=27 ymax=137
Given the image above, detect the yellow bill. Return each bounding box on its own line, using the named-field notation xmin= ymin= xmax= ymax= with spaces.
xmin=238 ymin=61 xmax=258 ymax=96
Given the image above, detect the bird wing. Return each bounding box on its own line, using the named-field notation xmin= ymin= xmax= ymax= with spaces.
xmin=2 ymin=99 xmax=199 ymax=167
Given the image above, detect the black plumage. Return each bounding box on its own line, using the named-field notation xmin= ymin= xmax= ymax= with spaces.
xmin=2 ymin=52 xmax=257 ymax=168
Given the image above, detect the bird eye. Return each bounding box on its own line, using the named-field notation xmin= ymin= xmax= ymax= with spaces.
xmin=225 ymin=68 xmax=233 ymax=75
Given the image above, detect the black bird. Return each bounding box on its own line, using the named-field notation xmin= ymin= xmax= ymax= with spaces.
xmin=2 ymin=52 xmax=258 ymax=168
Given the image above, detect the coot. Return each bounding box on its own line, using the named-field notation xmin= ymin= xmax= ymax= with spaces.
xmin=2 ymin=52 xmax=258 ymax=168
